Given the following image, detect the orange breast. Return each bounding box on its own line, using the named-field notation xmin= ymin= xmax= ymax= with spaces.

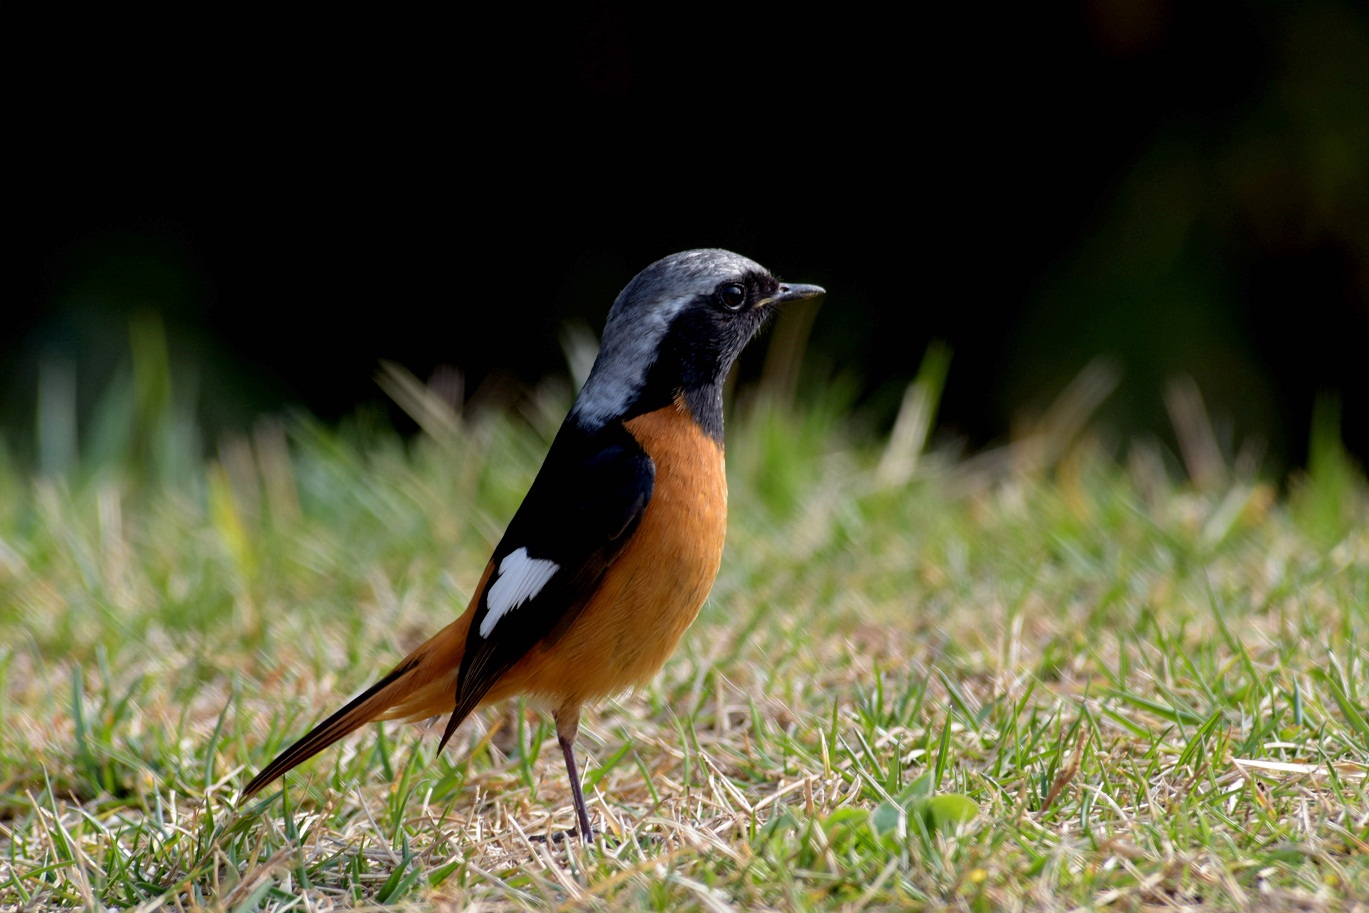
xmin=491 ymin=400 xmax=727 ymax=708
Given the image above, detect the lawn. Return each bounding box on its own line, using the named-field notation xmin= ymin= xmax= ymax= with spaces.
xmin=1 ymin=357 xmax=1367 ymax=911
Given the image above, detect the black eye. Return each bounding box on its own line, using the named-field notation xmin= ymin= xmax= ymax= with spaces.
xmin=717 ymin=283 xmax=746 ymax=310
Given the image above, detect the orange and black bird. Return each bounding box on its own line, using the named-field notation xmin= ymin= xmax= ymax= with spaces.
xmin=241 ymin=249 xmax=825 ymax=837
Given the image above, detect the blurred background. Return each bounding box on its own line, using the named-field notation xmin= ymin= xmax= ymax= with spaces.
xmin=5 ymin=0 xmax=1367 ymax=477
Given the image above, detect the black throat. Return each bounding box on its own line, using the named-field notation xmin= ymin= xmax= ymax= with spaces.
xmin=617 ymin=289 xmax=773 ymax=443
xmin=622 ymin=310 xmax=756 ymax=442
xmin=623 ymin=367 xmax=727 ymax=442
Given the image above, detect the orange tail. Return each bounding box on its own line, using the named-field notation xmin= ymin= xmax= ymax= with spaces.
xmin=241 ymin=615 xmax=471 ymax=800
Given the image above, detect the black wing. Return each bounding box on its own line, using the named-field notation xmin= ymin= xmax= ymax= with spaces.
xmin=437 ymin=421 xmax=654 ymax=750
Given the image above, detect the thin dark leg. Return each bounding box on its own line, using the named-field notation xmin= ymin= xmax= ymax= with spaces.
xmin=558 ymin=729 xmax=594 ymax=840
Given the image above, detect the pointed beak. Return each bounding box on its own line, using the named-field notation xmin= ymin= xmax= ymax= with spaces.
xmin=766 ymin=282 xmax=826 ymax=307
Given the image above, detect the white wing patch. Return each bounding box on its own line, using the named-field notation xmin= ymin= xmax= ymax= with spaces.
xmin=480 ymin=547 xmax=560 ymax=638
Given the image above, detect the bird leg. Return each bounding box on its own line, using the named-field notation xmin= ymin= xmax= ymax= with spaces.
xmin=554 ymin=709 xmax=593 ymax=840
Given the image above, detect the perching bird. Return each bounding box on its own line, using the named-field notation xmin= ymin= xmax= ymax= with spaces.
xmin=241 ymin=249 xmax=825 ymax=837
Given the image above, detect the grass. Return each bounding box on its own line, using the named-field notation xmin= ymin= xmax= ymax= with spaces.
xmin=1 ymin=350 xmax=1368 ymax=911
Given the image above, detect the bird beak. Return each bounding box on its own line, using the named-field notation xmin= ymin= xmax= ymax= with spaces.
xmin=764 ymin=282 xmax=826 ymax=308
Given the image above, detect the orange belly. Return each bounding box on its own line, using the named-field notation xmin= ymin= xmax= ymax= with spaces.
xmin=490 ymin=400 xmax=727 ymax=708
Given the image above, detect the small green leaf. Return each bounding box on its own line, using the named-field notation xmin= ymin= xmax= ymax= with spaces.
xmin=922 ymin=794 xmax=978 ymax=832
xmin=870 ymin=800 xmax=904 ymax=836
xmin=902 ymin=772 xmax=934 ymax=800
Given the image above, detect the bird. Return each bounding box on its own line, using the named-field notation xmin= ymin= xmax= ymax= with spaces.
xmin=240 ymin=249 xmax=825 ymax=838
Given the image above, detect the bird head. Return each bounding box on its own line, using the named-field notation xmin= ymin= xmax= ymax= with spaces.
xmin=572 ymin=249 xmax=825 ymax=431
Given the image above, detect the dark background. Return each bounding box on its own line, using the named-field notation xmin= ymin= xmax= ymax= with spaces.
xmin=5 ymin=1 xmax=1368 ymax=475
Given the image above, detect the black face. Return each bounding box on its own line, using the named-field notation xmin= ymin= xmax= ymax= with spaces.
xmin=709 ymin=272 xmax=780 ymax=317
xmin=626 ymin=269 xmax=781 ymax=439
xmin=682 ymin=269 xmax=780 ymax=381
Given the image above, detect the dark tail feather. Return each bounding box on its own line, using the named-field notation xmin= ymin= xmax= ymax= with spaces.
xmin=241 ymin=658 xmax=418 ymax=800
